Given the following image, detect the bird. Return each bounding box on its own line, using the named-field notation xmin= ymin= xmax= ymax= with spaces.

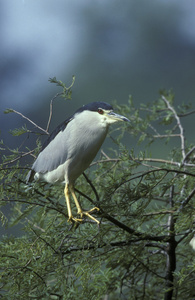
xmin=26 ymin=101 xmax=130 ymax=224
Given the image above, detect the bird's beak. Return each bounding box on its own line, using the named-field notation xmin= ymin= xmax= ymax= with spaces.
xmin=107 ymin=111 xmax=130 ymax=123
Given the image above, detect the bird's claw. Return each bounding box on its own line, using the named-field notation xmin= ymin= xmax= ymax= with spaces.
xmin=68 ymin=216 xmax=83 ymax=223
xmin=67 ymin=207 xmax=100 ymax=224
xmin=86 ymin=206 xmax=100 ymax=213
xmin=82 ymin=211 xmax=100 ymax=224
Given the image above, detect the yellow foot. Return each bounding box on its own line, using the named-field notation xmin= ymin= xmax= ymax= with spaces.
xmin=68 ymin=216 xmax=83 ymax=223
xmin=76 ymin=207 xmax=100 ymax=224
xmin=82 ymin=211 xmax=100 ymax=224
xmin=87 ymin=207 xmax=100 ymax=214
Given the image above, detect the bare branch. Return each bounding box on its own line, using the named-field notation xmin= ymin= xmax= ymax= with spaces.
xmin=46 ymin=92 xmax=63 ymax=132
xmin=179 ymin=187 xmax=195 ymax=210
xmin=148 ymin=123 xmax=161 ymax=136
xmin=101 ymin=149 xmax=111 ymax=159
xmin=90 ymin=158 xmax=120 ymax=167
xmin=164 ymin=185 xmax=177 ymax=300
xmin=11 ymin=109 xmax=49 ymax=135
xmin=161 ymin=96 xmax=185 ymax=159
xmin=143 ymin=210 xmax=175 ymax=217
xmin=182 ymin=146 xmax=195 ymax=165
xmin=1 ymin=149 xmax=35 ymax=166
xmin=82 ymin=172 xmax=100 ymax=202
xmin=153 ymin=134 xmax=180 ymax=138
xmin=178 ymin=110 xmax=195 ymax=117
xmin=90 ymin=157 xmax=194 ymax=168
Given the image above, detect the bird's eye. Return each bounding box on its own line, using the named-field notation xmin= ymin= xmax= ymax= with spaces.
xmin=98 ymin=108 xmax=104 ymax=114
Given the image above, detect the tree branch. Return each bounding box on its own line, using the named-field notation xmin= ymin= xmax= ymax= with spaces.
xmin=179 ymin=187 xmax=195 ymax=210
xmin=164 ymin=186 xmax=177 ymax=300
xmin=46 ymin=92 xmax=63 ymax=132
xmin=161 ymin=96 xmax=186 ymax=160
xmin=90 ymin=157 xmax=194 ymax=168
xmin=11 ymin=109 xmax=49 ymax=135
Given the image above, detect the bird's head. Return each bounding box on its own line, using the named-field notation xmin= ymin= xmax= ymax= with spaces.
xmin=76 ymin=101 xmax=130 ymax=126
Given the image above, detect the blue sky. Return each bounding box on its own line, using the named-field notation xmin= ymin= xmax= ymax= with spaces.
xmin=1 ymin=0 xmax=195 ymax=140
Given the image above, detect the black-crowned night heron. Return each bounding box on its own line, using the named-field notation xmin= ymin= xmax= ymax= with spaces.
xmin=27 ymin=102 xmax=129 ymax=224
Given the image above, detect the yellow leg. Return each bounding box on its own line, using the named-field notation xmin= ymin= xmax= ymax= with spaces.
xmin=64 ymin=183 xmax=83 ymax=223
xmin=64 ymin=183 xmax=72 ymax=220
xmin=69 ymin=184 xmax=83 ymax=216
xmin=69 ymin=185 xmax=100 ymax=224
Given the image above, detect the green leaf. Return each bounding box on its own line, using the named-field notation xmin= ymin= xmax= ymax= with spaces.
xmin=4 ymin=108 xmax=14 ymax=114
xmin=10 ymin=125 xmax=29 ymax=136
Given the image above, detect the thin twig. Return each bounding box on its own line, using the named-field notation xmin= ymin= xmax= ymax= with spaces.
xmin=179 ymin=187 xmax=195 ymax=210
xmin=182 ymin=146 xmax=195 ymax=165
xmin=46 ymin=92 xmax=63 ymax=132
xmin=1 ymin=149 xmax=35 ymax=166
xmin=12 ymin=109 xmax=49 ymax=135
xmin=148 ymin=123 xmax=161 ymax=136
xmin=90 ymin=157 xmax=194 ymax=168
xmin=153 ymin=134 xmax=181 ymax=138
xmin=143 ymin=210 xmax=176 ymax=217
xmin=90 ymin=158 xmax=120 ymax=167
xmin=161 ymin=96 xmax=185 ymax=160
xmin=178 ymin=110 xmax=195 ymax=117
xmin=101 ymin=149 xmax=111 ymax=159
xmin=82 ymin=172 xmax=100 ymax=202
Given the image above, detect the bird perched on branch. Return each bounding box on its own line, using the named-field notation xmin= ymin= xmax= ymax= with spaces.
xmin=27 ymin=102 xmax=130 ymax=224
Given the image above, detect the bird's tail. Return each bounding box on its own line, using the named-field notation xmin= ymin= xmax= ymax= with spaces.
xmin=26 ymin=169 xmax=35 ymax=184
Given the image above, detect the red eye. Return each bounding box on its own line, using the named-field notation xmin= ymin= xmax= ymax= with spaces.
xmin=98 ymin=108 xmax=103 ymax=114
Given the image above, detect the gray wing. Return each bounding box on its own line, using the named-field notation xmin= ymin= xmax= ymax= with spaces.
xmin=32 ymin=128 xmax=69 ymax=174
xmin=28 ymin=117 xmax=73 ymax=179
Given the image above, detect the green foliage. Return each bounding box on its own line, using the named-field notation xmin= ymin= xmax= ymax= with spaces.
xmin=10 ymin=125 xmax=29 ymax=137
xmin=0 ymin=86 xmax=195 ymax=300
xmin=4 ymin=109 xmax=14 ymax=114
xmin=49 ymin=76 xmax=75 ymax=100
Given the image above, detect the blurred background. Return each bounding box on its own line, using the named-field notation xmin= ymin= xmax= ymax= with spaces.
xmin=0 ymin=0 xmax=195 ymax=236
xmin=1 ymin=0 xmax=195 ymax=146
